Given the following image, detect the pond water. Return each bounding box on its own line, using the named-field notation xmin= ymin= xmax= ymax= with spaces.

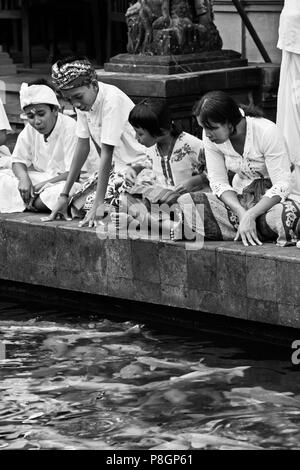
xmin=0 ymin=297 xmax=300 ymax=450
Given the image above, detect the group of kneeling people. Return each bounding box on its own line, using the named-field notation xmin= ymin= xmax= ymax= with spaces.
xmin=0 ymin=56 xmax=299 ymax=247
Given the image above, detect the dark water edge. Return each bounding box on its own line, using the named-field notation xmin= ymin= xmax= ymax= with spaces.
xmin=0 ymin=279 xmax=297 ymax=349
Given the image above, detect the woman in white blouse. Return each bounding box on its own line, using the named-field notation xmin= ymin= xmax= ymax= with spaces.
xmin=176 ymin=91 xmax=299 ymax=247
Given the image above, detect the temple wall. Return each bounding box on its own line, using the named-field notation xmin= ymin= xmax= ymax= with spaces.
xmin=214 ymin=0 xmax=283 ymax=63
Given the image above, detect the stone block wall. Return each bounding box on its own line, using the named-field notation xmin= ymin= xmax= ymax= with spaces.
xmin=1 ymin=213 xmax=300 ymax=330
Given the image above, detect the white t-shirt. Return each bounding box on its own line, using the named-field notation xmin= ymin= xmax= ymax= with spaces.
xmin=204 ymin=116 xmax=292 ymax=201
xmin=75 ymin=82 xmax=146 ymax=172
xmin=277 ymin=0 xmax=300 ymax=54
xmin=12 ymin=113 xmax=78 ymax=177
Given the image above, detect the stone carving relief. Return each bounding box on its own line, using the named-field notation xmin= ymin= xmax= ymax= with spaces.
xmin=126 ymin=0 xmax=222 ymax=55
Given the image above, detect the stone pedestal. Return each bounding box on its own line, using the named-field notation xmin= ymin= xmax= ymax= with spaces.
xmin=105 ymin=50 xmax=247 ymax=75
xmin=97 ymin=65 xmax=263 ymax=135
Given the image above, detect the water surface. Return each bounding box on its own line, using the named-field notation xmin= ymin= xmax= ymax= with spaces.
xmin=0 ymin=298 xmax=300 ymax=450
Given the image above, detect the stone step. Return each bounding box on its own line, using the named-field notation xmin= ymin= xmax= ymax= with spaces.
xmin=0 ymin=52 xmax=15 ymax=64
xmin=6 ymin=112 xmax=24 ymax=126
xmin=0 ymin=64 xmax=17 ymax=75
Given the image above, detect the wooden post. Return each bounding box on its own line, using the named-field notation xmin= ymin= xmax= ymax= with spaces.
xmin=232 ymin=0 xmax=272 ymax=63
xmin=106 ymin=0 xmax=112 ymax=61
xmin=21 ymin=0 xmax=31 ymax=67
xmin=91 ymin=0 xmax=102 ymax=65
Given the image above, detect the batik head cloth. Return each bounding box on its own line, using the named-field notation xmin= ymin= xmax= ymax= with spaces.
xmin=51 ymin=59 xmax=97 ymax=90
xmin=20 ymin=83 xmax=60 ymax=110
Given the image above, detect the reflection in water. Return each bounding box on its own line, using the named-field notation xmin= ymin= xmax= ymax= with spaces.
xmin=0 ymin=299 xmax=300 ymax=450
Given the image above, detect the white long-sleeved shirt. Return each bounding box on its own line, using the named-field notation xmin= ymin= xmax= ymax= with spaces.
xmin=204 ymin=116 xmax=292 ymax=201
xmin=12 ymin=113 xmax=79 ymax=177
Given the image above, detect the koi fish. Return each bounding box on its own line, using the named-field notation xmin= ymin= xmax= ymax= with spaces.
xmin=225 ymin=386 xmax=300 ymax=407
xmin=170 ymin=365 xmax=250 ymax=383
xmin=136 ymin=356 xmax=204 ymax=371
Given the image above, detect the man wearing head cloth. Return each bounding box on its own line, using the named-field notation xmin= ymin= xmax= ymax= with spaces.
xmin=47 ymin=56 xmax=147 ymax=227
xmin=0 ymin=79 xmax=98 ymax=214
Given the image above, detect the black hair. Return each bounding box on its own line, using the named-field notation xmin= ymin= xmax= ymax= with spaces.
xmin=129 ymin=98 xmax=181 ymax=138
xmin=193 ymin=90 xmax=263 ymax=130
xmin=53 ymin=55 xmax=94 ymax=68
xmin=52 ymin=56 xmax=97 ymax=89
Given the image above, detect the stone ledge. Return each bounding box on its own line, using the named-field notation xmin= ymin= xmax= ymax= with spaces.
xmin=96 ymin=65 xmax=262 ymax=98
xmin=1 ymin=212 xmax=300 ymax=329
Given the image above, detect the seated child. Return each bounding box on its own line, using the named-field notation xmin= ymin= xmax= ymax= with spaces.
xmin=0 ymin=79 xmax=97 ymax=214
xmin=45 ymin=56 xmax=147 ymax=226
xmin=110 ymin=98 xmax=210 ymax=236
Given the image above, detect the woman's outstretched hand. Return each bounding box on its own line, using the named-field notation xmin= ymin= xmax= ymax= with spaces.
xmin=234 ymin=210 xmax=262 ymax=246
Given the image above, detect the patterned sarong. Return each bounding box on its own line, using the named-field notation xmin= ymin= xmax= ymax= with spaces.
xmin=69 ymin=168 xmax=127 ymax=217
xmin=178 ymin=178 xmax=300 ymax=246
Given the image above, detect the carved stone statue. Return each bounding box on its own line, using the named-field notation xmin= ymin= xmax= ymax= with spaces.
xmin=126 ymin=0 xmax=222 ymax=55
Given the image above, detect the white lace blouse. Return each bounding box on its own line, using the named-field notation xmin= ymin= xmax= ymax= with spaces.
xmin=203 ymin=116 xmax=292 ymax=202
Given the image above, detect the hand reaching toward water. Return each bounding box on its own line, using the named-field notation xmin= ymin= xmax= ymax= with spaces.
xmin=41 ymin=195 xmax=71 ymax=222
xmin=234 ymin=210 xmax=262 ymax=246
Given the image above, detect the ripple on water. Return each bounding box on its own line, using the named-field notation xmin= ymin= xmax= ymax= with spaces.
xmin=0 ymin=301 xmax=300 ymax=450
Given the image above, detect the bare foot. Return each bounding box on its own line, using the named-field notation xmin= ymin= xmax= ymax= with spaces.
xmin=170 ymin=220 xmax=184 ymax=241
xmin=110 ymin=211 xmax=135 ymax=230
xmin=169 ymin=220 xmax=196 ymax=242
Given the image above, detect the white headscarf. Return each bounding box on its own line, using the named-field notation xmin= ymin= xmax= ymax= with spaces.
xmin=20 ymin=83 xmax=60 ymax=110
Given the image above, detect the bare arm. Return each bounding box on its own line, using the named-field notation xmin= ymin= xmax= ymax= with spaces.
xmin=42 ymin=138 xmax=90 ymax=221
xmin=12 ymin=161 xmax=29 ymax=180
xmin=220 ymin=188 xmax=280 ymax=221
xmin=162 ymin=0 xmax=170 ymax=18
xmin=219 ymin=190 xmax=246 ymax=218
xmin=93 ymin=143 xmax=114 ymax=206
xmin=235 ymin=195 xmax=281 ymax=246
xmin=79 ymin=143 xmax=114 ymax=227
xmin=12 ymin=162 xmax=33 ymax=204
xmin=247 ymin=195 xmax=281 ymax=219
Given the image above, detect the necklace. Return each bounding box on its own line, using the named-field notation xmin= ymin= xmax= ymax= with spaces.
xmin=156 ymin=135 xmax=177 ymax=187
xmin=157 ymin=135 xmax=176 ymax=158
